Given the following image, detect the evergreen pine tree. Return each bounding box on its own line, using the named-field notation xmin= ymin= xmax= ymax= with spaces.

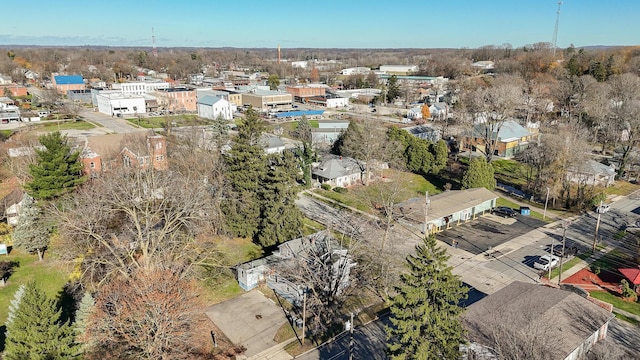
xmin=461 ymin=156 xmax=496 ymax=190
xmin=74 ymin=291 xmax=96 ymax=353
xmin=257 ymin=151 xmax=303 ymax=247
xmin=431 ymin=139 xmax=449 ymax=175
xmin=26 ymin=131 xmax=85 ymax=200
xmin=4 ymin=282 xmax=79 ymax=359
xmin=386 ymin=236 xmax=467 ymax=360
xmin=12 ymin=194 xmax=50 ymax=261
xmin=6 ymin=284 xmax=26 ymax=330
xmin=294 ymin=115 xmax=312 ymax=143
xmin=222 ymin=107 xmax=267 ymax=239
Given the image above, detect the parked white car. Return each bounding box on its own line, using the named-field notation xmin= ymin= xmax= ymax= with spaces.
xmin=533 ymin=255 xmax=560 ymax=271
xmin=596 ymin=204 xmax=611 ymax=214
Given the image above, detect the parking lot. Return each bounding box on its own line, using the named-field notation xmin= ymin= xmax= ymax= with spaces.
xmin=436 ymin=213 xmax=547 ymax=255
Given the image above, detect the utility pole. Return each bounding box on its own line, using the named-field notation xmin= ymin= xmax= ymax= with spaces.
xmin=558 ymin=220 xmax=570 ymax=285
xmin=593 ymin=200 xmax=603 ymax=251
xmin=424 ymin=191 xmax=430 ymax=236
xmin=348 ymin=312 xmax=354 ymax=360
xmin=548 ymin=234 xmax=554 ymax=280
xmin=301 ymin=291 xmax=306 ymax=345
xmin=543 ymin=187 xmax=550 ymax=220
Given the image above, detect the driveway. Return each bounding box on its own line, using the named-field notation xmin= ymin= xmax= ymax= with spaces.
xmin=206 ymin=290 xmax=289 ymax=357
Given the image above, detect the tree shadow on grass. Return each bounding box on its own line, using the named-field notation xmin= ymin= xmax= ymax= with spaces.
xmin=0 ymin=325 xmax=6 ymax=352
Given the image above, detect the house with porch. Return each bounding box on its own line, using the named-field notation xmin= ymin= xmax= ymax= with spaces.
xmin=311 ymin=156 xmax=365 ymax=188
xmin=461 ymin=119 xmax=537 ymax=159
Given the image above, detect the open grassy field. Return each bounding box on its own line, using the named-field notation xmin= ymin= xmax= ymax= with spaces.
xmin=126 ymin=115 xmax=207 ymax=129
xmin=0 ymin=250 xmax=69 ymax=325
xmin=32 ymin=120 xmax=96 ymax=132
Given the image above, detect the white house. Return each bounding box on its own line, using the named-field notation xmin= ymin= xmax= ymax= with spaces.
xmin=567 ymin=160 xmax=617 ymax=187
xmin=429 ymin=102 xmax=450 ymax=120
xmin=312 ymin=156 xmax=364 ymax=188
xmin=197 ymin=95 xmax=234 ymax=121
xmin=406 ymin=106 xmax=423 ymax=120
xmin=96 ymin=93 xmax=147 ymax=116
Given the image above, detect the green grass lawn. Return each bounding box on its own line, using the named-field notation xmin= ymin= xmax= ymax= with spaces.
xmin=0 ymin=250 xmax=69 ymax=325
xmin=492 ymin=159 xmax=532 ymax=188
xmin=589 ymin=249 xmax=635 ymax=272
xmin=496 ymin=197 xmax=550 ymax=222
xmin=606 ymin=181 xmax=640 ymax=196
xmin=35 ymin=120 xmax=96 ymax=132
xmin=126 ymin=115 xmax=207 ymax=129
xmin=589 ymin=291 xmax=640 ymax=317
xmin=548 ymin=251 xmax=593 ymax=279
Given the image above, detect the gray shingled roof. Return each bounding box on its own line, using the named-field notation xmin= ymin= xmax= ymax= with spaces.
xmin=569 ymin=159 xmax=616 ymax=177
xmin=197 ymin=95 xmax=223 ymax=106
xmin=463 ymin=282 xmax=614 ymax=359
xmin=312 ymin=156 xmax=361 ymax=180
xmin=472 ymin=119 xmax=532 ymax=142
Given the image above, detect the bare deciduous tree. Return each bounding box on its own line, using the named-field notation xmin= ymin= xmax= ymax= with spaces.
xmin=84 ymin=268 xmax=211 ymax=359
xmin=53 ymin=165 xmax=223 ymax=287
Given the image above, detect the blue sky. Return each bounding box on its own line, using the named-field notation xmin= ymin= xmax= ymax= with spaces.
xmin=1 ymin=0 xmax=638 ymax=49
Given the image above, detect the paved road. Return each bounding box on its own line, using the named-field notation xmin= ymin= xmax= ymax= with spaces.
xmin=77 ymin=107 xmax=143 ymax=134
xmin=296 ymin=315 xmax=390 ymax=360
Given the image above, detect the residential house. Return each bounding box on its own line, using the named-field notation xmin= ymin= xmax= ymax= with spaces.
xmin=406 ymin=106 xmax=423 ymax=120
xmin=261 ymin=134 xmax=286 ymax=154
xmin=197 ymin=95 xmax=234 ymax=121
xmin=429 ymin=102 xmax=450 ymax=120
xmin=121 ymin=135 xmax=168 ymax=171
xmin=463 ymin=281 xmax=614 ymax=360
xmin=0 ymin=97 xmax=20 ymax=123
xmin=461 ymin=119 xmax=537 ymax=159
xmin=312 ymin=156 xmax=365 ymax=188
xmin=52 ymin=74 xmax=85 ymax=94
xmin=567 ymin=160 xmax=616 ymax=187
xmin=236 ymin=231 xmax=355 ymax=305
xmin=79 ymin=133 xmax=168 ymax=176
xmin=396 ymin=188 xmax=497 ymax=235
xmin=0 ymin=177 xmax=25 ymax=226
xmin=0 ymin=74 xmax=11 ymax=85
xmin=311 ymin=119 xmax=349 ymax=146
xmin=402 ymin=125 xmax=441 ymax=143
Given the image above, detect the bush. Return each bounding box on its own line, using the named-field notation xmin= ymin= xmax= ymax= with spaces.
xmin=321 ymin=183 xmax=331 ymax=191
xmin=620 ymin=279 xmax=637 ymax=300
xmin=333 ymin=187 xmax=348 ymax=194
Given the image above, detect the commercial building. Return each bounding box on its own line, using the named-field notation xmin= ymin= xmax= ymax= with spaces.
xmin=52 ymin=74 xmax=85 ymax=93
xmin=95 ymin=93 xmax=146 ymax=117
xmin=396 ymin=188 xmax=497 ymax=235
xmin=153 ymin=86 xmax=197 ymax=112
xmin=112 ymin=81 xmax=170 ymax=96
xmin=242 ymin=89 xmax=293 ymax=113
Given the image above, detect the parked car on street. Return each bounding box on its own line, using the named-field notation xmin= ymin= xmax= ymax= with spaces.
xmin=550 ymin=244 xmax=579 ymax=258
xmin=491 ymin=206 xmax=518 ymax=218
xmin=596 ymin=204 xmax=611 ymax=213
xmin=533 ymin=254 xmax=560 ymax=271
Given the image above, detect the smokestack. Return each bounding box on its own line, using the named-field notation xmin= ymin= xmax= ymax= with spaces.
xmin=278 ymin=44 xmax=281 ymax=64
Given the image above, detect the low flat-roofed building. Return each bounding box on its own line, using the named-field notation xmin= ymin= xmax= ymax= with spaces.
xmin=396 ymin=188 xmax=497 ymax=234
xmin=96 ymin=92 xmax=147 ymax=116
xmin=242 ymin=89 xmax=292 ymax=113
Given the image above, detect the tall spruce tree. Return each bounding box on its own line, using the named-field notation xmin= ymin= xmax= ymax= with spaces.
xmin=431 ymin=139 xmax=449 ymax=175
xmin=12 ymin=194 xmax=50 ymax=261
xmin=222 ymin=107 xmax=266 ymax=239
xmin=257 ymin=151 xmax=303 ymax=247
xmin=4 ymin=282 xmax=79 ymax=359
xmin=386 ymin=236 xmax=467 ymax=360
xmin=461 ymin=156 xmax=496 ymax=190
xmin=26 ymin=131 xmax=85 ymax=200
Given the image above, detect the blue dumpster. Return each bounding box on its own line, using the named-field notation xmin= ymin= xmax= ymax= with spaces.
xmin=520 ymin=206 xmax=531 ymax=216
